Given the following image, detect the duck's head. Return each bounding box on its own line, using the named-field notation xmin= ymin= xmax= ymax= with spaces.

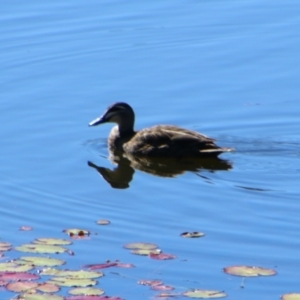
xmin=89 ymin=102 xmax=135 ymax=133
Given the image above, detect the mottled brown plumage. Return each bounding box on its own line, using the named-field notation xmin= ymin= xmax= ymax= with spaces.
xmin=89 ymin=102 xmax=233 ymax=157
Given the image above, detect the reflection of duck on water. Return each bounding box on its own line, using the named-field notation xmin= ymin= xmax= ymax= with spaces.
xmin=88 ymin=149 xmax=232 ymax=189
xmin=89 ymin=102 xmax=234 ymax=158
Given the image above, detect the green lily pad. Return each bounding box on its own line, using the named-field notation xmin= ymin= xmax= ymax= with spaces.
xmin=17 ymin=256 xmax=65 ymax=267
xmin=15 ymin=243 xmax=68 ymax=254
xmin=68 ymin=287 xmax=105 ymax=295
xmin=223 ymin=265 xmax=277 ymax=277
xmin=183 ymin=289 xmax=227 ymax=298
xmin=34 ymin=238 xmax=72 ymax=246
xmin=48 ymin=277 xmax=97 ymax=287
xmin=0 ymin=262 xmax=34 ymax=272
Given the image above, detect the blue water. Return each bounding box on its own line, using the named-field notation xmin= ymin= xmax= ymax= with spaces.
xmin=1 ymin=1 xmax=300 ymax=299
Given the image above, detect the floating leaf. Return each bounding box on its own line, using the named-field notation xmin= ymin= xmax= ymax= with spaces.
xmin=223 ymin=265 xmax=277 ymax=277
xmin=123 ymin=242 xmax=158 ymax=250
xmin=0 ymin=262 xmax=34 ymax=272
xmin=6 ymin=281 xmax=38 ymax=292
xmin=183 ymin=289 xmax=227 ymax=298
xmin=18 ymin=256 xmax=65 ymax=267
xmin=37 ymin=282 xmax=60 ymax=293
xmin=180 ymin=232 xmax=205 ymax=238
xmin=151 ymin=285 xmax=174 ymax=291
xmin=68 ymin=287 xmax=105 ymax=295
xmin=281 ymin=294 xmax=300 ymax=300
xmin=66 ymin=296 xmax=123 ymax=300
xmin=48 ymin=277 xmax=97 ymax=287
xmin=96 ymin=220 xmax=110 ymax=225
xmin=18 ymin=293 xmax=64 ymax=300
xmin=15 ymin=243 xmax=68 ymax=254
xmin=0 ymin=242 xmax=11 ymax=251
xmin=84 ymin=262 xmax=118 ymax=270
xmin=0 ymin=271 xmax=39 ymax=281
xmin=130 ymin=248 xmax=161 ymax=256
xmin=149 ymin=252 xmax=176 ymax=260
xmin=63 ymin=229 xmax=90 ymax=238
xmin=41 ymin=268 xmax=103 ymax=278
xmin=34 ymin=238 xmax=72 ymax=246
xmin=19 ymin=226 xmax=33 ymax=231
xmin=138 ymin=279 xmax=163 ymax=286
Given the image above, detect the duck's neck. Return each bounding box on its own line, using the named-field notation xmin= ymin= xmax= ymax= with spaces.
xmin=117 ymin=113 xmax=135 ymax=137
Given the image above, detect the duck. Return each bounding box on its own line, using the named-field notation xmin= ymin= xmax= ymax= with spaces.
xmin=89 ymin=102 xmax=233 ymax=157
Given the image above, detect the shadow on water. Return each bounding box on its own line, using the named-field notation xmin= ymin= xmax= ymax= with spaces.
xmin=88 ymin=149 xmax=232 ymax=189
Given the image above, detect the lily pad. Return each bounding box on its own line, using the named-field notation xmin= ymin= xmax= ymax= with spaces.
xmin=68 ymin=287 xmax=105 ymax=295
xmin=149 ymin=252 xmax=176 ymax=260
xmin=40 ymin=268 xmax=103 ymax=279
xmin=137 ymin=279 xmax=163 ymax=286
xmin=123 ymin=242 xmax=158 ymax=250
xmin=34 ymin=238 xmax=72 ymax=246
xmin=18 ymin=293 xmax=64 ymax=300
xmin=281 ymin=294 xmax=300 ymax=300
xmin=17 ymin=256 xmax=65 ymax=267
xmin=6 ymin=281 xmax=38 ymax=292
xmin=223 ymin=265 xmax=277 ymax=277
xmin=130 ymin=249 xmax=161 ymax=256
xmin=183 ymin=289 xmax=227 ymax=298
xmin=0 ymin=242 xmax=11 ymax=251
xmin=180 ymin=232 xmax=205 ymax=238
xmin=48 ymin=277 xmax=97 ymax=287
xmin=0 ymin=271 xmax=39 ymax=281
xmin=63 ymin=229 xmax=90 ymax=238
xmin=15 ymin=243 xmax=68 ymax=254
xmin=0 ymin=262 xmax=34 ymax=272
xmin=96 ymin=220 xmax=110 ymax=225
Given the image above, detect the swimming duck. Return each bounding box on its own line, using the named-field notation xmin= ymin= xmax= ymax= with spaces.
xmin=89 ymin=102 xmax=233 ymax=157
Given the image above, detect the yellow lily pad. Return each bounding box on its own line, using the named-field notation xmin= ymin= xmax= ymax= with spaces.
xmin=17 ymin=256 xmax=65 ymax=267
xmin=281 ymin=294 xmax=300 ymax=300
xmin=15 ymin=243 xmax=68 ymax=254
xmin=68 ymin=287 xmax=105 ymax=295
xmin=223 ymin=265 xmax=277 ymax=277
xmin=123 ymin=242 xmax=158 ymax=250
xmin=0 ymin=262 xmax=34 ymax=272
xmin=33 ymin=238 xmax=72 ymax=246
xmin=18 ymin=293 xmax=64 ymax=300
xmin=48 ymin=277 xmax=97 ymax=287
xmin=183 ymin=289 xmax=227 ymax=298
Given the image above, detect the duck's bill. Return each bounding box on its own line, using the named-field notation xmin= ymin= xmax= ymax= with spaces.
xmin=88 ymin=116 xmax=105 ymax=126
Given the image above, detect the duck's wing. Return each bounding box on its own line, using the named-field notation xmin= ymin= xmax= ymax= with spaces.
xmin=126 ymin=125 xmax=231 ymax=157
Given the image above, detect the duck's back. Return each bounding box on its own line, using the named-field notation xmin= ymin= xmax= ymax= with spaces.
xmin=123 ymin=125 xmax=230 ymax=157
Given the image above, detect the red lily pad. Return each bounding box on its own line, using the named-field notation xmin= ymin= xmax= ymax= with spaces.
xmin=151 ymin=285 xmax=174 ymax=291
xmin=84 ymin=262 xmax=118 ymax=270
xmin=96 ymin=220 xmax=110 ymax=225
xmin=0 ymin=271 xmax=39 ymax=281
xmin=6 ymin=281 xmax=38 ymax=292
xmin=19 ymin=226 xmax=33 ymax=231
xmin=149 ymin=252 xmax=176 ymax=260
xmin=66 ymin=296 xmax=123 ymax=300
xmin=138 ymin=279 xmax=163 ymax=286
xmin=0 ymin=242 xmax=11 ymax=251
